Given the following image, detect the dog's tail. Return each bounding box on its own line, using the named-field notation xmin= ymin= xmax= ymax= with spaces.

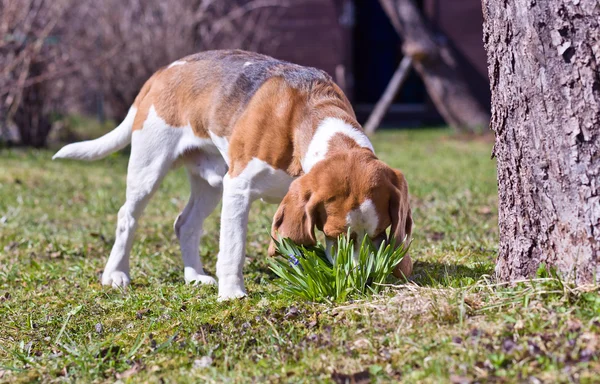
xmin=53 ymin=107 xmax=137 ymax=161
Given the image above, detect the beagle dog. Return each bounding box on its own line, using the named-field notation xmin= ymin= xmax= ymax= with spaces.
xmin=53 ymin=50 xmax=413 ymax=300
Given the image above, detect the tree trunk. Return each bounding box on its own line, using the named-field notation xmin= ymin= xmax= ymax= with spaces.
xmin=379 ymin=0 xmax=490 ymax=133
xmin=483 ymin=1 xmax=600 ymax=283
xmin=12 ymin=62 xmax=53 ymax=148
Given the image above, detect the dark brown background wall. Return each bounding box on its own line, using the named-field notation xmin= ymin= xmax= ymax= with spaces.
xmin=261 ymin=0 xmax=348 ymax=84
xmin=426 ymin=0 xmax=488 ymax=79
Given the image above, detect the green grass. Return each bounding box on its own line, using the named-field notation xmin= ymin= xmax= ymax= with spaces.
xmin=1 ymin=128 xmax=599 ymax=383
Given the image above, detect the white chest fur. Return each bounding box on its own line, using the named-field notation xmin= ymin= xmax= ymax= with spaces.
xmin=301 ymin=117 xmax=374 ymax=173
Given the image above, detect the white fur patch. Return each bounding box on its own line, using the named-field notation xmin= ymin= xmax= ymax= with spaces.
xmin=178 ymin=125 xmax=217 ymax=155
xmin=302 ymin=117 xmax=374 ymax=172
xmin=135 ymin=106 xmax=227 ymax=187
xmin=131 ymin=105 xmax=182 ymax=160
xmin=167 ymin=60 xmax=187 ymax=68
xmin=138 ymin=106 xmax=215 ymax=158
xmin=184 ymin=150 xmax=228 ymax=189
xmin=243 ymin=61 xmax=253 ymax=67
xmin=233 ymin=158 xmax=294 ymax=202
xmin=325 ymin=200 xmax=380 ymax=264
xmin=208 ymin=131 xmax=230 ymax=166
xmin=346 ymin=199 xmax=379 ymax=238
xmin=346 ymin=199 xmax=379 ymax=260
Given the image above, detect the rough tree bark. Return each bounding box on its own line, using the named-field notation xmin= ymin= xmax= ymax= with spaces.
xmin=483 ymin=1 xmax=600 ymax=283
xmin=378 ymin=0 xmax=490 ymax=133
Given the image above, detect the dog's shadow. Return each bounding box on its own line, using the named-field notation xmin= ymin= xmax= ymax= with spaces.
xmin=409 ymin=261 xmax=495 ymax=287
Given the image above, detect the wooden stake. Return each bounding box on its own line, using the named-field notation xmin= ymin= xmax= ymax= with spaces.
xmin=364 ymin=56 xmax=413 ymax=135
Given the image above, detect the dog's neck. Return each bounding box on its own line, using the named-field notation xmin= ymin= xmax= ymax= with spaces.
xmin=300 ymin=117 xmax=374 ymax=174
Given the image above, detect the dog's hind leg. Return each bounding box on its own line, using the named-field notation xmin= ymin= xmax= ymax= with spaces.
xmin=174 ymin=168 xmax=222 ymax=285
xmin=101 ymin=123 xmax=173 ymax=288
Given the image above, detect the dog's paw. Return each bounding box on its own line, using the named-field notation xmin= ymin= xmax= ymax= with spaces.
xmin=217 ymin=279 xmax=247 ymax=301
xmin=217 ymin=288 xmax=247 ymax=302
xmin=101 ymin=270 xmax=130 ymax=288
xmin=216 ymin=275 xmax=247 ymax=301
xmin=185 ymin=273 xmax=217 ymax=286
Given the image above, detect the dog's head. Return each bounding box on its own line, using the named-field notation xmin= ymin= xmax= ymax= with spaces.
xmin=269 ymin=149 xmax=413 ymax=277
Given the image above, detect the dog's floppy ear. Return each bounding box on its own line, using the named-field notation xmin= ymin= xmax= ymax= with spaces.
xmin=268 ymin=178 xmax=319 ymax=256
xmin=389 ymin=169 xmax=413 ymax=278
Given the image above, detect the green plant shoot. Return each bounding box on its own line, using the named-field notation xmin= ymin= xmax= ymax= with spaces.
xmin=267 ymin=231 xmax=410 ymax=303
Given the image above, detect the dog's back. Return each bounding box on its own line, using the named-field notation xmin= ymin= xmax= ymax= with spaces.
xmin=130 ymin=50 xmax=331 ymax=136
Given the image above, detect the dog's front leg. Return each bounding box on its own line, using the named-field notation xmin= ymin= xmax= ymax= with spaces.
xmin=216 ymin=173 xmax=252 ymax=301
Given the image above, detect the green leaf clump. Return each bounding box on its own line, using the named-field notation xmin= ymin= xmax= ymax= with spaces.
xmin=267 ymin=231 xmax=410 ymax=303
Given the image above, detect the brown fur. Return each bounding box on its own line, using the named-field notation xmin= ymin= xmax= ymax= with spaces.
xmin=227 ymin=77 xmax=307 ymax=177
